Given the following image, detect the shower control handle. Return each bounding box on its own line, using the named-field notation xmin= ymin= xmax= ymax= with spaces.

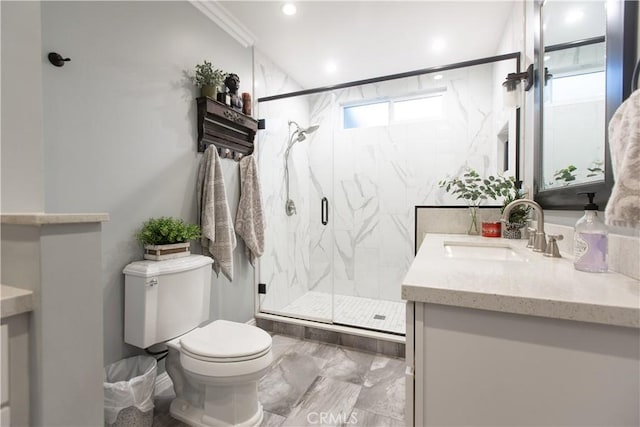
xmin=321 ymin=197 xmax=329 ymax=225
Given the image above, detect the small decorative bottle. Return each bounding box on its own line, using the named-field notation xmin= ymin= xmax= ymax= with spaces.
xmin=573 ymin=192 xmax=608 ymax=272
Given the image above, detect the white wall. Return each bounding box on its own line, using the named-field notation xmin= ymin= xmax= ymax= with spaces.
xmin=0 ymin=1 xmax=45 ymax=212
xmin=40 ymin=1 xmax=255 ymax=365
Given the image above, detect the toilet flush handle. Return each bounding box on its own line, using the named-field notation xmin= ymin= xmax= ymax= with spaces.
xmin=148 ymin=278 xmax=158 ymax=287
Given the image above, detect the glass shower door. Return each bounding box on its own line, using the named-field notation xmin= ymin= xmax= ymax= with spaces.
xmin=256 ymin=95 xmax=334 ymax=323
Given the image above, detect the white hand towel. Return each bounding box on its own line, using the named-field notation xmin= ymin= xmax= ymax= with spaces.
xmin=197 ymin=146 xmax=237 ymax=280
xmin=235 ymin=155 xmax=265 ymax=266
xmin=605 ymin=89 xmax=640 ymax=229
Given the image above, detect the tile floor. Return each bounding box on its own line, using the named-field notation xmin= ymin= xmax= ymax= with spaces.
xmin=153 ymin=334 xmax=406 ymax=427
xmin=278 ymin=292 xmax=406 ymax=335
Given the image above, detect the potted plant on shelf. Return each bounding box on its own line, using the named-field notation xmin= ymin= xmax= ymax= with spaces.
xmin=439 ymin=168 xmax=517 ymax=236
xmin=191 ymin=60 xmax=226 ymax=99
xmin=135 ymin=217 xmax=201 ymax=261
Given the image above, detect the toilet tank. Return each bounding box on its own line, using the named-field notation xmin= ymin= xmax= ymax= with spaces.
xmin=123 ymin=255 xmax=213 ymax=349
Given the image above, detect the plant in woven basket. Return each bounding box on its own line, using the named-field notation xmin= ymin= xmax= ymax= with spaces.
xmin=500 ymin=182 xmax=530 ymax=225
xmin=135 ymin=217 xmax=201 ymax=246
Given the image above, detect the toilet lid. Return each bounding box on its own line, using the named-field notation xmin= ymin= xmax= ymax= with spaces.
xmin=180 ymin=320 xmax=272 ymax=360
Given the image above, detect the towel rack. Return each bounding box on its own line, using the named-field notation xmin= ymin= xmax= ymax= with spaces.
xmin=196 ymin=97 xmax=258 ymax=161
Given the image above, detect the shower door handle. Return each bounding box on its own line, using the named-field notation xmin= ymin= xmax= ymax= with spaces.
xmin=321 ymin=197 xmax=329 ymax=225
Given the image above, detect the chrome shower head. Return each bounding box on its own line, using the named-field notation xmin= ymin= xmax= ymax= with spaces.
xmin=287 ymin=120 xmax=319 ymax=148
xmin=300 ymin=124 xmax=320 ymax=134
xmin=288 ymin=120 xmax=320 ymax=137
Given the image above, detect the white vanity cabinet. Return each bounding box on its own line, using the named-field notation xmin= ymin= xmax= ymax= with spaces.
xmin=403 ymin=234 xmax=640 ymax=426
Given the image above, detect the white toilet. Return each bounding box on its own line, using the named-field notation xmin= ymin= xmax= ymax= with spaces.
xmin=123 ymin=255 xmax=273 ymax=427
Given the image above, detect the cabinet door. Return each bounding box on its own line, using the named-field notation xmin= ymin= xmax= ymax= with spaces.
xmin=405 ymin=302 xmax=413 ymax=426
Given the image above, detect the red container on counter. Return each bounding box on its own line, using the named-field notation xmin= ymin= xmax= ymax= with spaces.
xmin=482 ymin=221 xmax=502 ymax=238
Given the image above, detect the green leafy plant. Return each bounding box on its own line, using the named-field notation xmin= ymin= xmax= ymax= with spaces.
xmin=135 ymin=217 xmax=201 ymax=246
xmin=438 ymin=168 xmax=515 ymax=206
xmin=191 ymin=60 xmax=226 ymax=88
xmin=500 ymin=183 xmax=530 ymax=224
xmin=553 ymin=165 xmax=577 ymax=183
xmin=440 ymin=168 xmax=531 ymax=228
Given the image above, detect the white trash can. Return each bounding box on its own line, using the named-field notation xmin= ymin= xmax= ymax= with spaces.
xmin=103 ymin=355 xmax=157 ymax=427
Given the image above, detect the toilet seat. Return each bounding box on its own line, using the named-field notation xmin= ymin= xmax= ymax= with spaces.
xmin=181 ymin=320 xmax=272 ymax=360
xmin=174 ymin=320 xmax=273 ymax=378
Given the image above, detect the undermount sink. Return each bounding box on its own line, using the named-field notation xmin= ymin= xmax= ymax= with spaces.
xmin=443 ymin=240 xmax=528 ymax=262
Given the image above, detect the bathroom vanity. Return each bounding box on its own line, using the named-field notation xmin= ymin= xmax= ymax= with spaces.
xmin=403 ymin=234 xmax=640 ymax=426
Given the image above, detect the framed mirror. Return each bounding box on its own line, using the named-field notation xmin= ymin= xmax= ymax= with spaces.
xmin=534 ymin=0 xmax=638 ymax=209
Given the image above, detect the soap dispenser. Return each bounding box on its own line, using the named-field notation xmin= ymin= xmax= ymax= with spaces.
xmin=573 ymin=192 xmax=608 ymax=272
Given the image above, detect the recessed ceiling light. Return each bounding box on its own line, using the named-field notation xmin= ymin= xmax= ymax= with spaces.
xmin=325 ymin=61 xmax=337 ymax=73
xmin=431 ymin=38 xmax=446 ymax=53
xmin=565 ymin=9 xmax=584 ymax=24
xmin=544 ymin=55 xmax=551 ymax=61
xmin=433 ymin=74 xmax=443 ymax=80
xmin=281 ymin=3 xmax=297 ymax=16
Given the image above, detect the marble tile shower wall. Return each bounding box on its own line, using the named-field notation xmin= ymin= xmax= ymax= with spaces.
xmin=255 ymin=51 xmax=312 ymax=313
xmin=306 ymin=64 xmax=499 ymax=303
xmin=256 ymin=50 xmax=503 ymax=313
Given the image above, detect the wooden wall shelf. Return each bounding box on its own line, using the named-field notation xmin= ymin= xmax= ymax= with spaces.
xmin=196 ymin=97 xmax=258 ymax=159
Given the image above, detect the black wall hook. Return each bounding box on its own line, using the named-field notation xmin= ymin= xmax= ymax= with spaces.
xmin=48 ymin=52 xmax=71 ymax=67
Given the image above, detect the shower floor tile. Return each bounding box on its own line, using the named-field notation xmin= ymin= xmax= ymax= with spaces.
xmin=279 ymin=291 xmax=405 ymax=335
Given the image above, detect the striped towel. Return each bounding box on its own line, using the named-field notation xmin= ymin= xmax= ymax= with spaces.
xmin=197 ymin=146 xmax=237 ymax=280
xmin=235 ymin=155 xmax=265 ymax=266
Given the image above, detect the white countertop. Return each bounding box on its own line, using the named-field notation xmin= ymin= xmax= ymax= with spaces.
xmin=1 ymin=212 xmax=109 ymax=225
xmin=1 ymin=284 xmax=34 ymax=319
xmin=402 ymin=233 xmax=640 ymax=328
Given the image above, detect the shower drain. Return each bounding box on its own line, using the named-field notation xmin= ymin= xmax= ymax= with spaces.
xmin=373 ymin=314 xmax=386 ymax=320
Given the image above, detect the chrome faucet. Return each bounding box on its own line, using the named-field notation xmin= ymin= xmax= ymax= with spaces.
xmin=502 ymin=199 xmax=546 ymax=252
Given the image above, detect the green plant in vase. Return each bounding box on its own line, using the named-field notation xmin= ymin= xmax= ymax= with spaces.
xmin=439 ymin=168 xmax=515 ymax=235
xmin=191 ymin=60 xmax=226 ymax=99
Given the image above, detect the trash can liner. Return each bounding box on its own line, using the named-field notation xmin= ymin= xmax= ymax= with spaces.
xmin=103 ymin=355 xmax=157 ymax=425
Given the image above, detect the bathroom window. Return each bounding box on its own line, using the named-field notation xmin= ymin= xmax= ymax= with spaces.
xmin=343 ymin=92 xmax=444 ymax=129
xmin=343 ymin=101 xmax=389 ymax=129
xmin=392 ymin=94 xmax=443 ymax=122
xmin=546 ymin=71 xmax=605 ymax=105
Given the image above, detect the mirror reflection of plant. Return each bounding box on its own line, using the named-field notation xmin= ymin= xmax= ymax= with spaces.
xmin=553 ymin=165 xmax=577 ymax=184
xmin=586 ymin=160 xmax=604 ymax=178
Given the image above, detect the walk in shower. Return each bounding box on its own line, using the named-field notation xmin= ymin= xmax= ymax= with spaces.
xmin=254 ymin=52 xmax=521 ymax=335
